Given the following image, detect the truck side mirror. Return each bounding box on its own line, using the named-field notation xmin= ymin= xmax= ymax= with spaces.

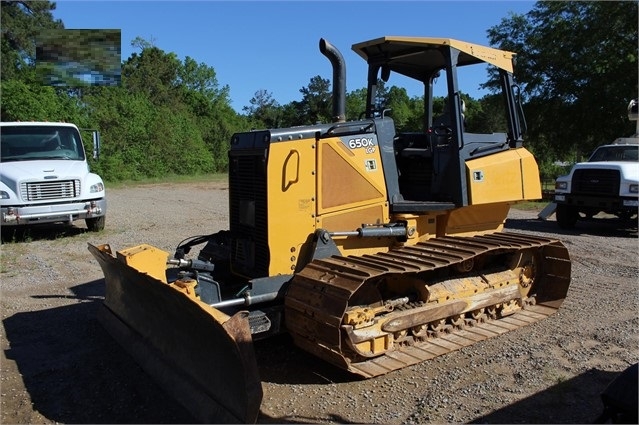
xmin=92 ymin=131 xmax=100 ymax=160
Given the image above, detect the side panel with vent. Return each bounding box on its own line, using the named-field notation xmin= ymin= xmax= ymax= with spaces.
xmin=317 ymin=135 xmax=388 ymax=220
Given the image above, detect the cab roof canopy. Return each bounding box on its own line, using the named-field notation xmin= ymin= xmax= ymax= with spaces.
xmin=352 ymin=36 xmax=515 ymax=83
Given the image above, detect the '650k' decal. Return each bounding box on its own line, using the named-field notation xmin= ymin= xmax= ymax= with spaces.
xmin=347 ymin=137 xmax=376 ymax=154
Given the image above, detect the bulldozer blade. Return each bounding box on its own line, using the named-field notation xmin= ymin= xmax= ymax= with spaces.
xmin=88 ymin=243 xmax=263 ymax=424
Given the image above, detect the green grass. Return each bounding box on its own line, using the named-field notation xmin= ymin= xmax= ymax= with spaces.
xmin=541 ymin=178 xmax=556 ymax=192
xmin=104 ymin=173 xmax=227 ymax=189
xmin=512 ymin=201 xmax=549 ymax=211
xmin=0 ymin=243 xmax=26 ymax=276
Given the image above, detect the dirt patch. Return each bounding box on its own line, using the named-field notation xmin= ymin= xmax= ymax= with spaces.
xmin=1 ymin=183 xmax=637 ymax=424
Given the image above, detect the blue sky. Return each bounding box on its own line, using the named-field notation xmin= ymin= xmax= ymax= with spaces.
xmin=52 ymin=1 xmax=535 ymax=113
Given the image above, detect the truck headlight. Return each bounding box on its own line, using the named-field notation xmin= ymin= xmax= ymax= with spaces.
xmin=630 ymin=184 xmax=638 ymax=194
xmin=0 ymin=191 xmax=9 ymax=199
xmin=90 ymin=182 xmax=105 ymax=193
xmin=555 ymin=181 xmax=568 ymax=190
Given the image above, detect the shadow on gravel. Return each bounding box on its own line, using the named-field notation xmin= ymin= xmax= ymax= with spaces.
xmin=3 ymin=278 xmax=357 ymax=424
xmin=2 ymin=279 xmax=196 ymax=424
xmin=0 ymin=223 xmax=87 ymax=243
xmin=470 ymin=367 xmax=630 ymax=424
xmin=506 ymin=216 xmax=638 ymax=238
xmin=254 ymin=334 xmax=359 ymax=386
xmin=259 ymin=412 xmax=358 ymax=424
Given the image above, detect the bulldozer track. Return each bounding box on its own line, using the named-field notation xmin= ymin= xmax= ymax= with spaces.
xmin=285 ymin=232 xmax=571 ymax=378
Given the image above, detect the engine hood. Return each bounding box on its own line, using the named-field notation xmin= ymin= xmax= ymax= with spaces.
xmin=556 ymin=160 xmax=639 ymax=184
xmin=0 ymin=159 xmax=90 ymax=193
xmin=571 ymin=161 xmax=638 ymax=177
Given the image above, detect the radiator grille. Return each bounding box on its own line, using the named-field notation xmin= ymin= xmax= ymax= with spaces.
xmin=229 ymin=152 xmax=269 ymax=277
xmin=20 ymin=180 xmax=81 ymax=201
xmin=572 ymin=169 xmax=620 ymax=196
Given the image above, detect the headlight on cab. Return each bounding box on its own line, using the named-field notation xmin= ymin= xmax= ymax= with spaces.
xmin=630 ymin=184 xmax=638 ymax=194
xmin=0 ymin=191 xmax=9 ymax=199
xmin=555 ymin=181 xmax=568 ymax=190
xmin=90 ymin=182 xmax=105 ymax=193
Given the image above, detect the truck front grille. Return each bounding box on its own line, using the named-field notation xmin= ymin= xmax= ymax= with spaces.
xmin=20 ymin=180 xmax=81 ymax=201
xmin=572 ymin=169 xmax=620 ymax=196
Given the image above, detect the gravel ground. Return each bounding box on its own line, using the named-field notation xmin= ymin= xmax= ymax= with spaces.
xmin=1 ymin=181 xmax=637 ymax=424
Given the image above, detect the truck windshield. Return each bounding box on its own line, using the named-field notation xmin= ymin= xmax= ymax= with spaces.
xmin=589 ymin=145 xmax=639 ymax=162
xmin=1 ymin=126 xmax=86 ymax=162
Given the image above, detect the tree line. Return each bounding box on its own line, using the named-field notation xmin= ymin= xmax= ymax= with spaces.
xmin=1 ymin=1 xmax=636 ymax=182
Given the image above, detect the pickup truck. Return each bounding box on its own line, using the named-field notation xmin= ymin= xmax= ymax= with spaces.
xmin=553 ymin=100 xmax=638 ymax=228
xmin=1 ymin=122 xmax=107 ymax=231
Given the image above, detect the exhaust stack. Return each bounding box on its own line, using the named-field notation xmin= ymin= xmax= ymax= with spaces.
xmin=319 ymin=38 xmax=346 ymax=123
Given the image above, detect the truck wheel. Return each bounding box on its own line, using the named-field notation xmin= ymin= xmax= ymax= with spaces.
xmin=556 ymin=204 xmax=578 ymax=229
xmin=86 ymin=216 xmax=105 ymax=232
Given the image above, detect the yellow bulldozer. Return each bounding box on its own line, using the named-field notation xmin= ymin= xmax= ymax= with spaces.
xmin=89 ymin=36 xmax=571 ymax=423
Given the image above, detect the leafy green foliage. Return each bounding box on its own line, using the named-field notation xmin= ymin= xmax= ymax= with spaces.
xmin=81 ymin=87 xmax=155 ymax=180
xmin=384 ymin=86 xmax=412 ymax=130
xmin=298 ymin=75 xmax=332 ymax=124
xmin=537 ymin=158 xmax=572 ymax=181
xmin=122 ymin=47 xmax=182 ymax=106
xmin=1 ymin=7 xmax=246 ymax=181
xmin=1 ymin=1 xmax=64 ymax=81
xmin=1 ymin=79 xmax=62 ymax=120
xmin=466 ymin=94 xmax=508 ymax=134
xmin=0 ymin=78 xmax=86 ymax=126
xmin=3 ymin=0 xmax=635 ymax=185
xmin=487 ymin=1 xmax=638 ymax=163
xmin=243 ymin=89 xmax=281 ymax=128
xmin=345 ymin=88 xmax=367 ymax=121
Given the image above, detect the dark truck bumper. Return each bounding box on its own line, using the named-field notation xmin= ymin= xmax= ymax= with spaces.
xmin=554 ymin=193 xmax=638 ymax=214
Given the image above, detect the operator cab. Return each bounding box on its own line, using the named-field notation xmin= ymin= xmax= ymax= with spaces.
xmin=352 ymin=37 xmax=525 ymax=210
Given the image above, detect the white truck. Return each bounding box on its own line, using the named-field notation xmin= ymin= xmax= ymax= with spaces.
xmin=0 ymin=121 xmax=107 ymax=232
xmin=553 ymin=99 xmax=638 ymax=228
